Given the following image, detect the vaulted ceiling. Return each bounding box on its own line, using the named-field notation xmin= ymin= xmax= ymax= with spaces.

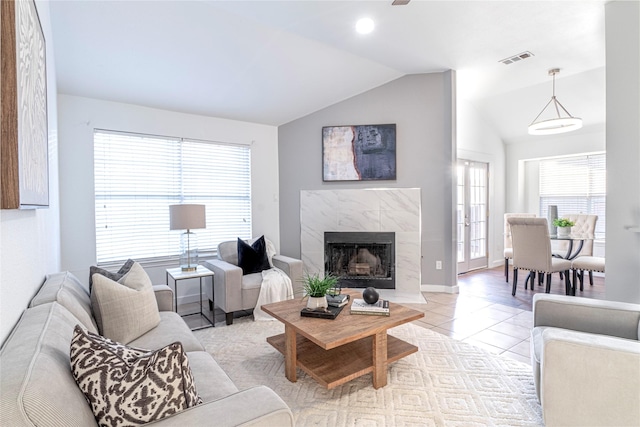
xmin=49 ymin=0 xmax=606 ymax=144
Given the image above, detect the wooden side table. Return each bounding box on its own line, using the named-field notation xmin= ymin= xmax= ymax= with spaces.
xmin=166 ymin=265 xmax=214 ymax=330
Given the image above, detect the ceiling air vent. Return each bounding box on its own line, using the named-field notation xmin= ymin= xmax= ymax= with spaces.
xmin=392 ymin=0 xmax=411 ymax=5
xmin=499 ymin=51 xmax=534 ymax=65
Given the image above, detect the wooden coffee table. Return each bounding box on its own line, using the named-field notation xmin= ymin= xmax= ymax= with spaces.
xmin=261 ymin=289 xmax=424 ymax=389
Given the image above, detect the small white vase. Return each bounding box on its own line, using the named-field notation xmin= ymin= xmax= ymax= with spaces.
xmin=307 ymin=296 xmax=328 ymax=309
xmin=557 ymin=227 xmax=571 ymax=238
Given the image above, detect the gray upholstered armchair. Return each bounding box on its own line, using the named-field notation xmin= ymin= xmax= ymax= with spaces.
xmin=531 ymin=294 xmax=640 ymax=426
xmin=204 ymin=238 xmax=303 ymax=325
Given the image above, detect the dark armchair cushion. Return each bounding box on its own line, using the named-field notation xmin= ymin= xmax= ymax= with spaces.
xmin=237 ymin=235 xmax=271 ymax=275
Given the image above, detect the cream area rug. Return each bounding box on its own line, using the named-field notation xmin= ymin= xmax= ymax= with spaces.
xmin=194 ymin=318 xmax=543 ymax=426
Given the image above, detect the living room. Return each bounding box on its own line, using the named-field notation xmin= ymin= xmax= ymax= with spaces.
xmin=1 ymin=1 xmax=639 ymax=425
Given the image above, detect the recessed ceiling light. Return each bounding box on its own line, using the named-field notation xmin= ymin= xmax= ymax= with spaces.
xmin=356 ymin=18 xmax=375 ymax=34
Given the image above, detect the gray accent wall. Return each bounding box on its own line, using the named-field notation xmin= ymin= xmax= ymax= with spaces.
xmin=278 ymin=72 xmax=457 ymax=290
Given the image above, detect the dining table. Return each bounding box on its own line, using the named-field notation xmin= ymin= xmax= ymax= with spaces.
xmin=550 ymin=233 xmax=595 ymax=260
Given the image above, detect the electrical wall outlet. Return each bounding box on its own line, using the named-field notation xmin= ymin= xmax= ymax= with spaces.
xmin=436 ymin=261 xmax=442 ymax=270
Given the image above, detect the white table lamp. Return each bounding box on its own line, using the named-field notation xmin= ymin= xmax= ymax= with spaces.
xmin=170 ymin=204 xmax=206 ymax=271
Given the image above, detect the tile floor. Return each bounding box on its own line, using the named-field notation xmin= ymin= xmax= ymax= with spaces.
xmin=406 ymin=265 xmax=604 ymax=366
xmin=405 ymin=292 xmax=533 ymax=365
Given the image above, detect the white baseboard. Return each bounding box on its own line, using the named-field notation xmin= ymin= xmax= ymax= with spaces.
xmin=490 ymin=259 xmax=504 ymax=269
xmin=420 ymin=284 xmax=460 ymax=294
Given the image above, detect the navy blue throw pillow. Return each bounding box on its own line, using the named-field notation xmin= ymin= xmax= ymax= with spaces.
xmin=237 ymin=236 xmax=271 ymax=275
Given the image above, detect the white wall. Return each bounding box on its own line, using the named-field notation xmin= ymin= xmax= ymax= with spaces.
xmin=57 ymin=95 xmax=280 ymax=300
xmin=457 ymin=98 xmax=506 ymax=269
xmin=0 ymin=0 xmax=61 ymax=345
xmin=604 ymin=1 xmax=640 ymax=303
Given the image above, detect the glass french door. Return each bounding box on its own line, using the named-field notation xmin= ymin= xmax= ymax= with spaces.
xmin=457 ymin=160 xmax=488 ymax=274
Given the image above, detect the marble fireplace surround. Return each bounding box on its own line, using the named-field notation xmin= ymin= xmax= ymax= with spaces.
xmin=300 ymin=188 xmax=424 ymax=303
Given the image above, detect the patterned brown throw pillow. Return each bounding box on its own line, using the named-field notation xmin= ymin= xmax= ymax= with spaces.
xmin=70 ymin=325 xmax=202 ymax=426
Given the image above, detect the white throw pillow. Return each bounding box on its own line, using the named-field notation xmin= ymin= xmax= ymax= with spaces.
xmin=91 ymin=262 xmax=160 ymax=343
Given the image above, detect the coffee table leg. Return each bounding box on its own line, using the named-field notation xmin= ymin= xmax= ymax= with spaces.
xmin=372 ymin=331 xmax=388 ymax=389
xmin=285 ymin=325 xmax=297 ymax=382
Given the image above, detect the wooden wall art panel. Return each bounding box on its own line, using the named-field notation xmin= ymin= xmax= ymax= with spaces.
xmin=1 ymin=0 xmax=48 ymax=209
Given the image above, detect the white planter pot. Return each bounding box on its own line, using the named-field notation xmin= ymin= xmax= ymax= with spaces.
xmin=557 ymin=227 xmax=571 ymax=238
xmin=307 ymin=296 xmax=328 ymax=309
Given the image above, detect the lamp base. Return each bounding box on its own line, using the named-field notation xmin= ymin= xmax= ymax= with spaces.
xmin=179 ymin=231 xmax=199 ymax=273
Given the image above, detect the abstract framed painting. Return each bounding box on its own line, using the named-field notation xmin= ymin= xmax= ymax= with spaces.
xmin=322 ymin=124 xmax=396 ymax=182
xmin=1 ymin=0 xmax=49 ymax=209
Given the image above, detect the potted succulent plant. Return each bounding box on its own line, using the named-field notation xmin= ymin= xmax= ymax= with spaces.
xmin=301 ymin=272 xmax=339 ymax=309
xmin=553 ymin=218 xmax=575 ymax=237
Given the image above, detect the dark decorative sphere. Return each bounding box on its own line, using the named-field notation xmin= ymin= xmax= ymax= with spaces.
xmin=362 ymin=287 xmax=379 ymax=304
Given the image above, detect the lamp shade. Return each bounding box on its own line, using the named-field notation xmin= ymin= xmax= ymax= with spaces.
xmin=169 ymin=204 xmax=206 ymax=230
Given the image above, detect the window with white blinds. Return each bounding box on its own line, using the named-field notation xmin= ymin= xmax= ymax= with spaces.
xmin=539 ymin=153 xmax=606 ymax=239
xmin=94 ymin=129 xmax=252 ymax=265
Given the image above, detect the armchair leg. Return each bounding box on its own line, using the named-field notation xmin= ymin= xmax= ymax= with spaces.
xmin=225 ymin=312 xmax=234 ymax=326
xmin=589 ymin=271 xmax=594 ymax=286
xmin=208 ymin=299 xmax=214 ymax=312
xmin=512 ymin=268 xmax=518 ymax=296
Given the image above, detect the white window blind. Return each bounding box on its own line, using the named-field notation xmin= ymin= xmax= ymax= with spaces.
xmin=539 ymin=153 xmax=606 ymax=239
xmin=94 ymin=129 xmax=252 ymax=265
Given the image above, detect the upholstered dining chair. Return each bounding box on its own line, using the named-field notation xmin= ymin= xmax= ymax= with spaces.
xmin=504 ymin=213 xmax=537 ymax=283
xmin=572 ymin=256 xmax=605 ymax=291
xmin=554 ymin=214 xmax=604 ymax=291
xmin=552 ymin=214 xmax=598 ymax=258
xmin=507 ymin=217 xmax=572 ymax=296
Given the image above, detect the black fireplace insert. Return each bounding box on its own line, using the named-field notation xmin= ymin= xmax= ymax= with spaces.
xmin=324 ymin=231 xmax=395 ymax=289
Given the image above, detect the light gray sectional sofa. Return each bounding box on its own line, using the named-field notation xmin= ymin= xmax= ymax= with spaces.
xmin=531 ymin=294 xmax=640 ymax=426
xmin=0 ymin=271 xmax=294 ymax=426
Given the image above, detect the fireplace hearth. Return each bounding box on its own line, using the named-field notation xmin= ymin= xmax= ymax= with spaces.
xmin=325 ymin=232 xmax=395 ymax=289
